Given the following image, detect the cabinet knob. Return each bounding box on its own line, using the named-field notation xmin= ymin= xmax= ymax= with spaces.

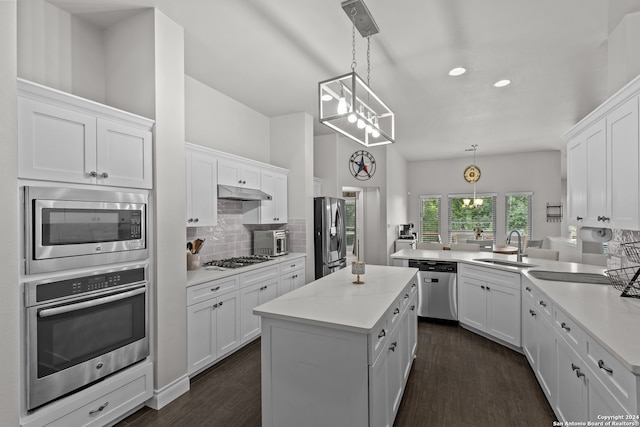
xmin=219 ymin=301 xmax=223 ymax=307
xmin=529 ymin=309 xmax=537 ymax=316
xmin=575 ymin=369 xmax=585 ymax=379
xmin=571 ymin=363 xmax=579 ymax=372
xmin=89 ymin=171 xmax=98 ymax=177
xmin=378 ymin=329 xmax=386 ymax=338
xmin=393 ymin=308 xmax=400 ymax=315
xmin=100 ymin=172 xmax=109 ymax=178
xmin=213 ymin=303 xmax=218 ymax=309
xmin=389 ymin=342 xmax=397 ymax=352
xmin=539 ymin=301 xmax=547 ymax=308
xmin=525 ymin=287 xmax=531 ymax=292
xmin=410 ymin=305 xmax=415 ymax=311
xmin=486 ymin=286 xmax=491 ymax=291
xmin=193 ymin=218 xmax=199 ymax=223
xmin=188 ymin=218 xmax=194 ymax=223
xmin=576 ymin=216 xmax=583 ymax=221
xmin=404 ymin=293 xmax=409 ymax=299
xmin=597 ymin=359 xmax=613 ymax=375
xmin=481 ymin=285 xmax=486 ymax=290
xmin=560 ymin=322 xmax=571 ymax=332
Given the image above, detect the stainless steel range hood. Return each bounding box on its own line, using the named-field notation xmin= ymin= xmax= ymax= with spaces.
xmin=218 ymin=185 xmax=272 ymax=201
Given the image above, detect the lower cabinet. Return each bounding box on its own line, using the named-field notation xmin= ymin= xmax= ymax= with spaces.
xmin=555 ymin=334 xmax=587 ymax=422
xmin=239 ymin=279 xmax=278 ymax=343
xmin=187 ymin=291 xmax=241 ymax=375
xmin=458 ymin=264 xmax=521 ymax=347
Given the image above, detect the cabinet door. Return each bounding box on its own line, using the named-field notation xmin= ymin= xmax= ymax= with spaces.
xmin=218 ymin=159 xmax=242 ymax=186
xmin=486 ymin=282 xmax=521 ymax=347
xmin=587 ymin=367 xmax=628 ymax=420
xmin=407 ymin=298 xmax=418 ymax=362
xmin=369 ymin=353 xmax=390 ymax=427
xmin=278 ymin=275 xmax=293 ymax=297
xmin=18 ymin=97 xmax=97 ymax=184
xmin=292 ymin=267 xmax=306 ymax=290
xmin=537 ymin=313 xmax=556 ymax=402
xmin=273 ymin=172 xmax=288 ymax=223
xmin=260 ymin=170 xmax=276 ymax=223
xmin=556 ymin=335 xmax=586 ymax=423
xmin=260 ymin=278 xmax=279 ymax=304
xmin=608 ymin=96 xmax=640 ymax=229
xmin=216 ymin=292 xmax=240 ymax=358
xmin=187 ymin=299 xmax=216 ymax=374
xmin=240 ymin=284 xmax=262 ymax=343
xmin=458 ymin=277 xmax=487 ymax=331
xmin=567 ymin=139 xmax=587 ymax=225
xmin=242 ymin=164 xmax=261 ymax=189
xmin=585 ymin=120 xmax=608 ymax=225
xmin=186 ymin=151 xmax=218 ymax=226
xmin=96 ymin=119 xmax=152 ymax=189
xmin=522 ymin=298 xmax=538 ymax=368
xmin=386 ymin=326 xmax=404 ymax=422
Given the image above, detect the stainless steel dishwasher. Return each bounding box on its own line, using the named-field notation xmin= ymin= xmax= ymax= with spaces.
xmin=408 ymin=260 xmax=458 ymax=321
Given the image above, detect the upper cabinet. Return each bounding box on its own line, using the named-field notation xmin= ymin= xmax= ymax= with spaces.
xmin=243 ymin=169 xmax=288 ymax=224
xmin=17 ymin=79 xmax=153 ymax=189
xmin=564 ymin=76 xmax=640 ymax=230
xmin=218 ymin=159 xmax=261 ymax=190
xmin=185 ymin=143 xmax=218 ymax=227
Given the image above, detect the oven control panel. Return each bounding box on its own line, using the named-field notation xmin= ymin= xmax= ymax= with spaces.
xmin=28 ymin=267 xmax=146 ymax=304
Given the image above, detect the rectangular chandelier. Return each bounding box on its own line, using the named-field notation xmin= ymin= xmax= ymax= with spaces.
xmin=319 ymin=72 xmax=395 ymax=147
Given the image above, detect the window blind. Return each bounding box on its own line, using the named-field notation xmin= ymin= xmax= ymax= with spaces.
xmin=505 ymin=192 xmax=533 ymax=238
xmin=419 ymin=195 xmax=441 ymax=242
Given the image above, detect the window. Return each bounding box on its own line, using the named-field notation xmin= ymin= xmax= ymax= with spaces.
xmin=419 ymin=195 xmax=441 ymax=242
xmin=505 ymin=192 xmax=533 ymax=238
xmin=448 ymin=194 xmax=497 ymax=243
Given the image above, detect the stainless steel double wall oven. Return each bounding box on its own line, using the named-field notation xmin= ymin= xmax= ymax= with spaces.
xmin=22 ymin=186 xmax=150 ymax=410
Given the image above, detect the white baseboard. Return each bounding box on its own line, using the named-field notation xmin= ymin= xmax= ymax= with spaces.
xmin=147 ymin=374 xmax=190 ymax=410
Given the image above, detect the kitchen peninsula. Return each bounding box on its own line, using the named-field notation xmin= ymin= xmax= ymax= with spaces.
xmin=254 ymin=265 xmax=418 ymax=427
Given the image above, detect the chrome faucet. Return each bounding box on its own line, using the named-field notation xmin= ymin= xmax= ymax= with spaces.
xmin=507 ymin=230 xmax=523 ymax=262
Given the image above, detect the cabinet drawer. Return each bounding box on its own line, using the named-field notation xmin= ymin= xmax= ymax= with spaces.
xmin=368 ymin=317 xmax=389 ymax=365
xmin=280 ymin=257 xmax=305 ymax=275
xmin=187 ymin=276 xmax=239 ymax=306
xmin=535 ymin=292 xmax=553 ymax=321
xmin=522 ymin=278 xmax=536 ymax=301
xmin=553 ymin=307 xmax=583 ymax=355
xmin=240 ymin=264 xmax=279 ymax=288
xmin=585 ymin=336 xmax=637 ymax=412
xmin=460 ymin=264 xmax=520 ymax=290
xmin=389 ymin=297 xmax=403 ymax=331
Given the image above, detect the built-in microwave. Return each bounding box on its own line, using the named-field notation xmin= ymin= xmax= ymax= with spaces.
xmin=24 ymin=186 xmax=148 ymax=274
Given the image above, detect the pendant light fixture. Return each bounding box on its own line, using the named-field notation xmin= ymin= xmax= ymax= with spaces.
xmin=462 ymin=145 xmax=484 ymax=209
xmin=318 ymin=0 xmax=395 ymax=147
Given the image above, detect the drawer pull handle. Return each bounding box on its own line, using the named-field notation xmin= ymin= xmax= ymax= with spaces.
xmin=378 ymin=330 xmax=386 ymax=338
xmin=393 ymin=308 xmax=400 ymax=315
xmin=525 ymin=287 xmax=531 ymax=292
xmin=410 ymin=305 xmax=416 ymax=311
xmin=89 ymin=401 xmax=109 ymax=415
xmin=486 ymin=286 xmax=491 ymax=291
xmin=561 ymin=322 xmax=571 ymax=332
xmin=575 ymin=369 xmax=585 ymax=379
xmin=576 ymin=216 xmax=583 ymax=221
xmin=389 ymin=342 xmax=397 ymax=352
xmin=539 ymin=301 xmax=547 ymax=307
xmin=213 ymin=303 xmax=218 ymax=309
xmin=571 ymin=363 xmax=579 ymax=372
xmin=211 ymin=286 xmax=221 ymax=292
xmin=291 ymin=264 xmax=296 ymax=267
xmin=100 ymin=172 xmax=109 ymax=179
xmin=598 ymin=359 xmax=613 ymax=375
xmin=529 ymin=309 xmax=536 ymax=317
xmin=404 ymin=293 xmax=409 ymax=299
xmin=481 ymin=285 xmax=486 ymax=290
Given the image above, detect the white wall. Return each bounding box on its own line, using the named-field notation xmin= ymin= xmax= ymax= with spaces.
xmin=17 ymin=0 xmax=105 ymax=103
xmin=270 ymin=113 xmax=315 ymax=282
xmin=608 ymin=12 xmax=640 ymax=96
xmin=407 ymin=151 xmax=562 ymax=244
xmin=185 ymin=75 xmax=270 ymax=163
xmin=385 ymin=145 xmax=409 ymax=262
xmin=0 ymin=1 xmax=20 ymax=423
xmin=313 ymin=134 xmax=340 ymax=197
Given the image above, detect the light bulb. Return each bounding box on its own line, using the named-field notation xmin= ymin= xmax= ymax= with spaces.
xmin=371 ymin=128 xmax=380 ymax=138
xmin=475 ymin=198 xmax=484 ymax=206
xmin=348 ymin=113 xmax=357 ymax=123
xmin=366 ymin=124 xmax=373 ymax=134
xmin=337 ymin=97 xmax=348 ymax=115
xmin=357 ymin=119 xmax=366 ymax=129
xmin=463 ymin=199 xmax=471 ymax=206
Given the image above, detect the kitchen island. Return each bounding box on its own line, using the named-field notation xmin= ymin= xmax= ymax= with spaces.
xmin=253 ymin=265 xmax=418 ymax=427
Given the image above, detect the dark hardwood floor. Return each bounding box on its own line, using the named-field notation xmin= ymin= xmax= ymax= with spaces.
xmin=116 ymin=321 xmax=555 ymax=426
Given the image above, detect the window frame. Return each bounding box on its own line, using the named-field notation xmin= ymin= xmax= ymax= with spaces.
xmin=419 ymin=195 xmax=441 ymax=243
xmin=505 ymin=192 xmax=533 ymax=238
xmin=447 ymin=193 xmax=497 ymax=244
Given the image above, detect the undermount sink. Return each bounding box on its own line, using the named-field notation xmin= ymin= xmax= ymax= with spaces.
xmin=528 ymin=270 xmax=611 ymax=285
xmin=473 ymin=258 xmax=538 ymax=268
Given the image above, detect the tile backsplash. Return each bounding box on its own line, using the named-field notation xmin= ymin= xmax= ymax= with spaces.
xmin=187 ymin=200 xmax=306 ymax=263
xmin=607 ymin=229 xmax=640 ymax=269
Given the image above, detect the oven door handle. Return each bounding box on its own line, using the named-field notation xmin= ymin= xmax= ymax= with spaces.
xmin=38 ymin=286 xmax=146 ymax=318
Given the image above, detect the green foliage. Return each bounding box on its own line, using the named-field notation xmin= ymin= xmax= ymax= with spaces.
xmin=506 ymin=195 xmax=529 ymax=236
xmin=421 ymin=198 xmax=439 ymax=242
xmin=450 ymin=197 xmax=494 ymax=232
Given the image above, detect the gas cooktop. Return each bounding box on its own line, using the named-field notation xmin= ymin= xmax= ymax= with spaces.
xmin=203 ymin=255 xmax=273 ymax=269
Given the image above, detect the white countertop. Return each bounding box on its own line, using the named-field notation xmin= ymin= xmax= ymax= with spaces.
xmin=186 ymin=253 xmax=306 ymax=287
xmin=391 ymin=248 xmax=640 ymax=374
xmin=253 ymin=265 xmax=418 ymax=333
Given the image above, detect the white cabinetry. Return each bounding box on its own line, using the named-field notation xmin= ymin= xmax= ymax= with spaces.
xmin=458 ymin=264 xmax=521 ymax=347
xmin=239 ymin=264 xmax=280 ymax=343
xmin=185 ymin=144 xmax=218 ymax=227
xmin=21 ymin=361 xmax=153 ymax=427
xmin=564 ymin=75 xmax=640 ymax=229
xmin=186 ymin=277 xmax=241 ymax=375
xmin=218 ymin=158 xmax=261 ymax=189
xmin=243 ymin=170 xmax=288 ymax=224
xmin=278 ymin=257 xmax=306 ymax=296
xmin=18 ymin=79 xmax=153 ymax=189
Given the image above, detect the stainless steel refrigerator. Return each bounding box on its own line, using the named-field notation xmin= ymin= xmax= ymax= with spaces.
xmin=314 ymin=197 xmax=347 ymax=279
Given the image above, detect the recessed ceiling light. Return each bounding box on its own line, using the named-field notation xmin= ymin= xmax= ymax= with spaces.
xmin=494 ymin=79 xmax=511 ymax=87
xmin=448 ymin=67 xmax=466 ymax=76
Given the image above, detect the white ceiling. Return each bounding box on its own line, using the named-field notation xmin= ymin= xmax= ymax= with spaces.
xmin=49 ymin=0 xmax=640 ymax=161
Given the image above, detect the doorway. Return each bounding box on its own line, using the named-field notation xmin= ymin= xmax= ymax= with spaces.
xmin=342 ymin=188 xmax=363 ymax=265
